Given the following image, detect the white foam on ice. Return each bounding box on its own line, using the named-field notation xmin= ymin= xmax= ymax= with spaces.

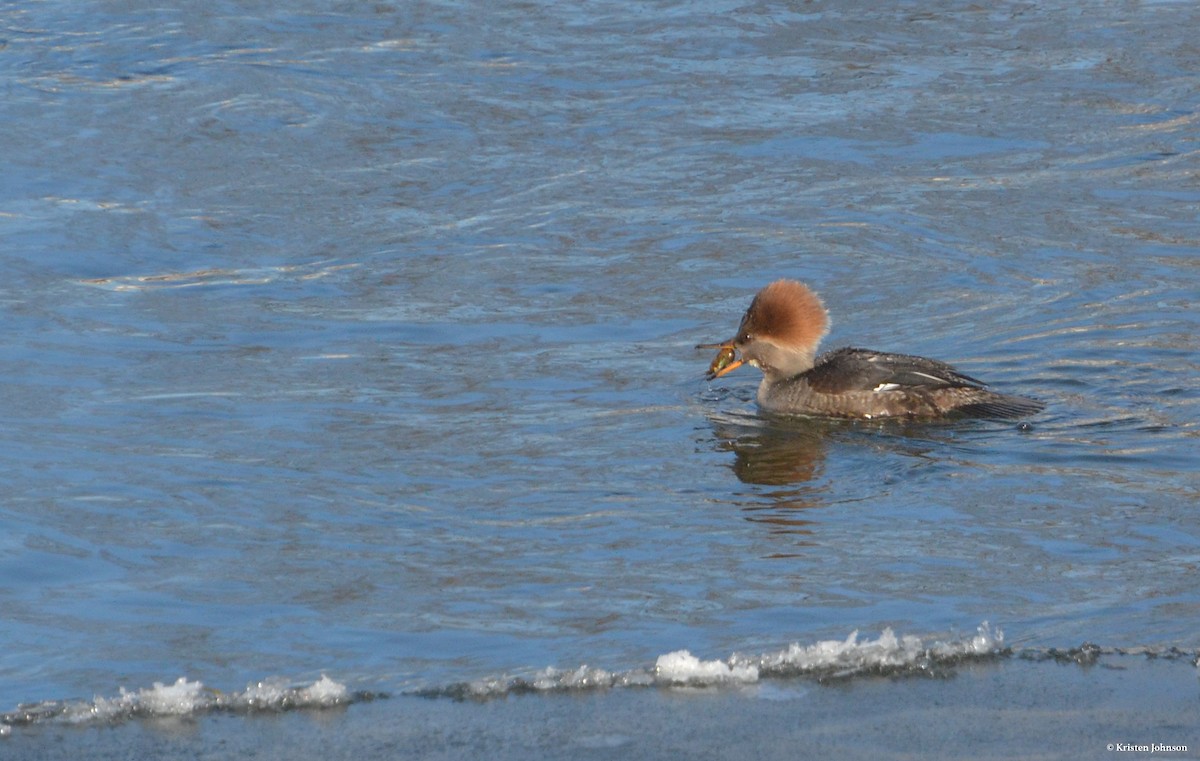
xmin=1 ymin=624 xmax=1010 ymax=733
xmin=740 ymin=622 xmax=1004 ymax=679
xmin=1 ymin=674 xmax=353 ymax=732
xmin=462 ymin=664 xmax=649 ymax=698
xmin=433 ymin=623 xmax=1005 ymax=700
xmin=533 ymin=665 xmax=615 ymax=690
xmin=242 ymin=675 xmax=346 ymax=708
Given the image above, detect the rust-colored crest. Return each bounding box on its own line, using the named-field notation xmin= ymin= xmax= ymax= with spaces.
xmin=739 ymin=279 xmax=829 ymax=350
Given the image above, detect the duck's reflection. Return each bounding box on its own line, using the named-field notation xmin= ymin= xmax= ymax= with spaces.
xmin=706 ymin=403 xmax=972 ymax=547
xmin=706 ymin=408 xmax=833 ymax=542
xmin=708 ymin=409 xmax=834 ymax=485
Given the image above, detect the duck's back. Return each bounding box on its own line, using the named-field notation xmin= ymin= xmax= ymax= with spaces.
xmin=758 ymin=347 xmax=1044 ymax=419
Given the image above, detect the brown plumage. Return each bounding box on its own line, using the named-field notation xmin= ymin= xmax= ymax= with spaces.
xmin=739 ymin=280 xmax=829 ymax=353
xmin=700 ymin=279 xmax=1044 ymax=420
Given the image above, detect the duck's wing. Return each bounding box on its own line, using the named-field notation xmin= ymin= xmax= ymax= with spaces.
xmin=803 ymin=347 xmax=1045 ymax=419
xmin=803 ymin=347 xmax=983 ymax=393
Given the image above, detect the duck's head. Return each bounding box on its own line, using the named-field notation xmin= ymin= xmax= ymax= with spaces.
xmin=701 ymin=279 xmax=829 ymax=383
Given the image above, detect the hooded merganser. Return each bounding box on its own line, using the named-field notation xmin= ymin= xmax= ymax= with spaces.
xmin=701 ymin=279 xmax=1044 ymax=419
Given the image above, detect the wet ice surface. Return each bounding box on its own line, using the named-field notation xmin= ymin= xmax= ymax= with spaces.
xmin=6 ymin=652 xmax=1198 ymax=760
xmin=2 ymin=0 xmax=1199 ymax=753
xmin=7 ymin=626 xmax=998 ymax=731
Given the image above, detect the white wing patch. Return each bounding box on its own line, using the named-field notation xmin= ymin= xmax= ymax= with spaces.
xmin=873 ymin=382 xmax=901 ymax=392
xmin=910 ymin=371 xmax=946 ymax=384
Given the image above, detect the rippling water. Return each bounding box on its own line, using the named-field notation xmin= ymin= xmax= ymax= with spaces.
xmin=2 ymin=0 xmax=1198 ymax=755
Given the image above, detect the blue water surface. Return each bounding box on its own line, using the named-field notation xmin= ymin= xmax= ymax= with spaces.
xmin=1 ymin=0 xmax=1198 ymax=746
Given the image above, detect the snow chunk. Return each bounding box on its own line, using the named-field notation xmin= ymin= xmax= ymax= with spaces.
xmin=297 ymin=674 xmax=349 ymax=705
xmin=80 ymin=677 xmax=209 ymax=723
xmin=655 ymin=650 xmax=759 ymax=685
xmin=138 ymin=677 xmax=207 ymax=715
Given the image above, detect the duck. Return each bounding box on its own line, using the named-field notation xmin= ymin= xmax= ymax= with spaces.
xmin=700 ymin=279 xmax=1044 ymax=419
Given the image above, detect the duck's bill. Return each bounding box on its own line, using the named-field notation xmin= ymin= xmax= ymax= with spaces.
xmin=703 ymin=343 xmax=743 ymax=380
